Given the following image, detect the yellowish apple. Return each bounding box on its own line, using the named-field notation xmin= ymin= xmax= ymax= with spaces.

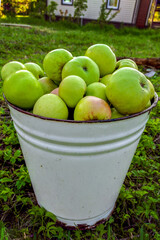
xmin=33 ymin=94 xmax=68 ymax=119
xmin=43 ymin=49 xmax=73 ymax=84
xmin=24 ymin=62 xmax=44 ymax=79
xmin=1 ymin=61 xmax=26 ymax=81
xmin=3 ymin=70 xmax=44 ymax=109
xmin=147 ymin=79 xmax=155 ymax=100
xmin=85 ymin=44 xmax=116 ymax=77
xmin=59 ymin=75 xmax=86 ymax=108
xmin=51 ymin=87 xmax=59 ymax=96
xmin=38 ymin=77 xmax=58 ymax=94
xmin=116 ymin=59 xmax=138 ymax=70
xmin=86 ymin=82 xmax=107 ymax=101
xmin=62 ymin=56 xmax=100 ymax=86
xmin=106 ymin=67 xmax=150 ymax=115
xmin=100 ymin=74 xmax=112 ymax=86
xmin=74 ymin=96 xmax=111 ymax=121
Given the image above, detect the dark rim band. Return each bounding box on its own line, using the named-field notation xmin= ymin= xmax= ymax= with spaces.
xmin=4 ymin=93 xmax=159 ymax=124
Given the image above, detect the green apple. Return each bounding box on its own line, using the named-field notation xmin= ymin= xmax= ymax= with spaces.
xmin=85 ymin=44 xmax=116 ymax=77
xmin=147 ymin=79 xmax=155 ymax=100
xmin=33 ymin=94 xmax=68 ymax=120
xmin=74 ymin=96 xmax=111 ymax=121
xmin=1 ymin=61 xmax=26 ymax=81
xmin=24 ymin=62 xmax=44 ymax=79
xmin=3 ymin=70 xmax=44 ymax=109
xmin=111 ymin=108 xmax=125 ymax=119
xmin=38 ymin=77 xmax=58 ymax=94
xmin=62 ymin=56 xmax=100 ymax=86
xmin=145 ymin=100 xmax=151 ymax=109
xmin=86 ymin=82 xmax=107 ymax=101
xmin=100 ymin=74 xmax=112 ymax=86
xmin=43 ymin=49 xmax=73 ymax=84
xmin=116 ymin=59 xmax=138 ymax=70
xmin=51 ymin=87 xmax=59 ymax=96
xmin=59 ymin=75 xmax=86 ymax=108
xmin=106 ymin=67 xmax=150 ymax=115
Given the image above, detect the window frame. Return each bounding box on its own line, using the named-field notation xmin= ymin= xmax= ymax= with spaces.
xmin=61 ymin=0 xmax=73 ymax=6
xmin=106 ymin=0 xmax=120 ymax=10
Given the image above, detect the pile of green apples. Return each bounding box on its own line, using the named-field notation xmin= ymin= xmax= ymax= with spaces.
xmin=2 ymin=44 xmax=155 ymax=121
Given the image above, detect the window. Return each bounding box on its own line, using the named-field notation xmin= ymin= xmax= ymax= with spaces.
xmin=61 ymin=0 xmax=73 ymax=6
xmin=106 ymin=0 xmax=120 ymax=10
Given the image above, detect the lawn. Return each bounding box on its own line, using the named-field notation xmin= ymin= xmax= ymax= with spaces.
xmin=0 ymin=17 xmax=160 ymax=239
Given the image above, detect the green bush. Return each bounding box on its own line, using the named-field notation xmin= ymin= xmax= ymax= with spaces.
xmin=1 ymin=0 xmax=36 ymax=16
xmin=98 ymin=0 xmax=119 ymax=26
xmin=46 ymin=1 xmax=58 ymax=22
xmin=73 ymin=0 xmax=88 ymax=24
xmin=29 ymin=0 xmax=46 ymax=18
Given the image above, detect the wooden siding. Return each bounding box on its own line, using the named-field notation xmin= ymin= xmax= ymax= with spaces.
xmin=48 ymin=0 xmax=138 ymax=24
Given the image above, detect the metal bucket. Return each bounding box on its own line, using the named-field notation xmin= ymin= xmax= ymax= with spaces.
xmin=6 ymin=93 xmax=158 ymax=230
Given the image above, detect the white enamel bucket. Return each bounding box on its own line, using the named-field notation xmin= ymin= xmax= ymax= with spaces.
xmin=6 ymin=93 xmax=158 ymax=230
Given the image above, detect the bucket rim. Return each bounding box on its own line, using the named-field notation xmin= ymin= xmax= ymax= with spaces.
xmin=4 ymin=92 xmax=159 ymax=124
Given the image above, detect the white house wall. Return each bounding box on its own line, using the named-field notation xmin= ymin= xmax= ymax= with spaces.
xmin=48 ymin=0 xmax=138 ymax=24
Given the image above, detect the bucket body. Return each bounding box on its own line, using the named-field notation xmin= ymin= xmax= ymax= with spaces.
xmin=7 ymin=94 xmax=158 ymax=229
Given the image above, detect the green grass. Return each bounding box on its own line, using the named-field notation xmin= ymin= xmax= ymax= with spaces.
xmin=0 ymin=16 xmax=160 ymax=66
xmin=0 ymin=17 xmax=160 ymax=239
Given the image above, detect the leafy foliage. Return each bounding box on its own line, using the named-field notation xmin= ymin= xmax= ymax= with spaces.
xmin=46 ymin=1 xmax=58 ymax=22
xmin=1 ymin=0 xmax=36 ymax=16
xmin=0 ymin=19 xmax=159 ymax=239
xmin=29 ymin=0 xmax=46 ymax=18
xmin=98 ymin=0 xmax=119 ymax=25
xmin=73 ymin=0 xmax=88 ymax=23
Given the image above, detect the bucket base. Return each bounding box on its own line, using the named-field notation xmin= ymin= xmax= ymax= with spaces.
xmin=56 ymin=205 xmax=115 ymax=230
